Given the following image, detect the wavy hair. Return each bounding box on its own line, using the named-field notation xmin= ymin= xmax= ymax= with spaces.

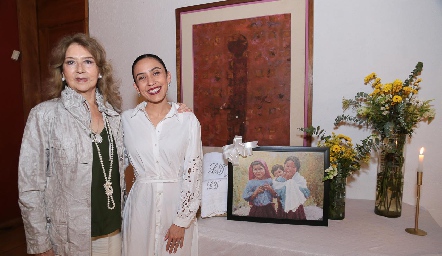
xmin=46 ymin=33 xmax=122 ymax=112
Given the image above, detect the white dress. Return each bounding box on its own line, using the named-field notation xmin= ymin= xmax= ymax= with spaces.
xmin=121 ymin=102 xmax=203 ymax=256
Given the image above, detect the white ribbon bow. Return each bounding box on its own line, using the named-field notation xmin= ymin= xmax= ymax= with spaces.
xmin=222 ymin=136 xmax=259 ymax=165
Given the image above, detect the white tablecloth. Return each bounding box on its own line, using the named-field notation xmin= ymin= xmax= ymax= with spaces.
xmin=198 ymin=199 xmax=442 ymax=255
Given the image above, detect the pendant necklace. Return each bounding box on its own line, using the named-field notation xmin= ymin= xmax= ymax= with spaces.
xmin=91 ymin=117 xmax=103 ymax=143
xmin=93 ymin=115 xmax=116 ymax=210
xmin=91 ymin=133 xmax=102 ymax=143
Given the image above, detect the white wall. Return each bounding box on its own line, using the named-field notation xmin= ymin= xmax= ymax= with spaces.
xmin=312 ymin=0 xmax=442 ymax=227
xmin=89 ymin=0 xmax=211 ymax=110
xmin=90 ymin=0 xmax=442 ymax=226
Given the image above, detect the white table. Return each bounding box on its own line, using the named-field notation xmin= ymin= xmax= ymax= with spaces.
xmin=198 ymin=199 xmax=442 ymax=255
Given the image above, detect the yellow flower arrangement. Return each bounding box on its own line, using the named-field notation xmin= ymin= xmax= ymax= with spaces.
xmin=299 ymin=127 xmax=373 ymax=181
xmin=334 ymin=62 xmax=436 ymax=217
xmin=335 ymin=62 xmax=435 ymax=139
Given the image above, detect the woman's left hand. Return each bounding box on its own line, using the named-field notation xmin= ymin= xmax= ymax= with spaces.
xmin=164 ymin=224 xmax=185 ymax=254
xmin=177 ymin=103 xmax=193 ymax=113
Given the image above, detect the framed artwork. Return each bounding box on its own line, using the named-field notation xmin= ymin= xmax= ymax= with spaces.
xmin=227 ymin=146 xmax=329 ymax=226
xmin=176 ymin=0 xmax=314 ymax=147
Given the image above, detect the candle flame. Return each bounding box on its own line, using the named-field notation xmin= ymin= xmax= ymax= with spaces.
xmin=420 ymin=147 xmax=425 ymax=155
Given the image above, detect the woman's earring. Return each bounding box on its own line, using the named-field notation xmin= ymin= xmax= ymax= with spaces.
xmin=98 ymin=74 xmax=103 ymax=79
xmin=168 ymin=83 xmax=170 ymax=87
xmin=137 ymin=92 xmax=141 ymax=97
xmin=61 ymin=74 xmax=65 ymax=82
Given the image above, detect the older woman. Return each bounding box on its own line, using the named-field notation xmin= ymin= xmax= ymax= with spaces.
xmin=18 ymin=33 xmax=125 ymax=256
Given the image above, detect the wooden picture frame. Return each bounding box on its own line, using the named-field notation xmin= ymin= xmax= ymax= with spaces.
xmin=176 ymin=0 xmax=314 ymax=147
xmin=227 ymin=146 xmax=329 ymax=226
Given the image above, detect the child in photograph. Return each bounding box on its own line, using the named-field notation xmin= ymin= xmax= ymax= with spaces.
xmin=271 ymin=164 xmax=285 ymax=181
xmin=243 ymin=160 xmax=278 ymax=218
xmin=271 ymin=164 xmax=285 ymax=216
xmin=273 ymin=156 xmax=310 ymax=220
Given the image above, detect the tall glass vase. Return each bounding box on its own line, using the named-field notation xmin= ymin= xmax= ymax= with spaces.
xmin=374 ymin=133 xmax=406 ymax=218
xmin=329 ymin=172 xmax=346 ymax=220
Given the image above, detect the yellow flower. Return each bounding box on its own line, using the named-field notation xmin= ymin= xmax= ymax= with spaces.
xmin=300 ymin=127 xmax=371 ymax=181
xmin=392 ymin=79 xmax=402 ymax=93
xmin=332 ymin=145 xmax=341 ymax=152
xmin=364 ymin=72 xmax=376 ymax=84
xmin=393 ymin=79 xmax=402 ymax=87
xmin=370 ymin=88 xmax=381 ymax=96
xmin=392 ymin=95 xmax=402 ymax=104
xmin=338 ymin=134 xmax=351 ymax=141
xmin=373 ymin=78 xmax=382 ymax=86
xmin=382 ymin=83 xmax=393 ymax=93
xmin=402 ymin=86 xmax=412 ymax=94
xmin=335 ymin=62 xmax=435 ymax=182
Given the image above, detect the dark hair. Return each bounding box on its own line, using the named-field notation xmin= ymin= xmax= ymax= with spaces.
xmin=47 ymin=33 xmax=121 ymax=112
xmin=284 ymin=156 xmax=301 ymax=171
xmin=132 ymin=54 xmax=168 ymax=82
xmin=271 ymin=164 xmax=284 ymax=175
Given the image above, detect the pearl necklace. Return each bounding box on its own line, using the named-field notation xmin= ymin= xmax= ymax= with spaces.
xmin=92 ymin=115 xmax=116 ymax=210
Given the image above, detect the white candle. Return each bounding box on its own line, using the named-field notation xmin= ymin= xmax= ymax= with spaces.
xmin=418 ymin=147 xmax=424 ymax=172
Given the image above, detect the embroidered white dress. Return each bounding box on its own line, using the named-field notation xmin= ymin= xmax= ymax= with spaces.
xmin=121 ymin=102 xmax=203 ymax=256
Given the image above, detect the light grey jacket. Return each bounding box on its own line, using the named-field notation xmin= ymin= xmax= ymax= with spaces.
xmin=18 ymin=87 xmax=125 ymax=255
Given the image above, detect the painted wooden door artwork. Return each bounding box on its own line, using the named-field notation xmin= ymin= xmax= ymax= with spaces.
xmin=193 ymin=14 xmax=291 ymax=147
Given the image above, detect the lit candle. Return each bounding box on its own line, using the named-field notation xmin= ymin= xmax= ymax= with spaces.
xmin=418 ymin=147 xmax=424 ymax=172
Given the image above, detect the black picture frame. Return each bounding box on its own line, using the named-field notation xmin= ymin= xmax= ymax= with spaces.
xmin=227 ymin=146 xmax=329 ymax=226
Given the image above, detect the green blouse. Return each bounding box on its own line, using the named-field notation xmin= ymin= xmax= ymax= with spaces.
xmin=91 ymin=127 xmax=121 ymax=237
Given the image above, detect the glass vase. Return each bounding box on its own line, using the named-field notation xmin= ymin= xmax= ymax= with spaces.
xmin=374 ymin=133 xmax=406 ymax=218
xmin=329 ymin=172 xmax=346 ymax=220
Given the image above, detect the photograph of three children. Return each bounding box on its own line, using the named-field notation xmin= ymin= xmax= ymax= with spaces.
xmin=228 ymin=147 xmax=329 ymax=226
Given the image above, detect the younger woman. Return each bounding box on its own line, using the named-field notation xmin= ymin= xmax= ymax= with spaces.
xmin=122 ymin=54 xmax=202 ymax=256
xmin=242 ymin=160 xmax=278 ymax=218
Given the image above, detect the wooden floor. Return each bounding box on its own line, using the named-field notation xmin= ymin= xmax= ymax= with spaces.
xmin=0 ymin=223 xmax=27 ymax=256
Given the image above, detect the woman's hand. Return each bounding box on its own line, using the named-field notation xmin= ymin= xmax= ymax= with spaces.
xmin=177 ymin=103 xmax=193 ymax=113
xmin=164 ymin=224 xmax=185 ymax=254
xmin=36 ymin=248 xmax=55 ymax=256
